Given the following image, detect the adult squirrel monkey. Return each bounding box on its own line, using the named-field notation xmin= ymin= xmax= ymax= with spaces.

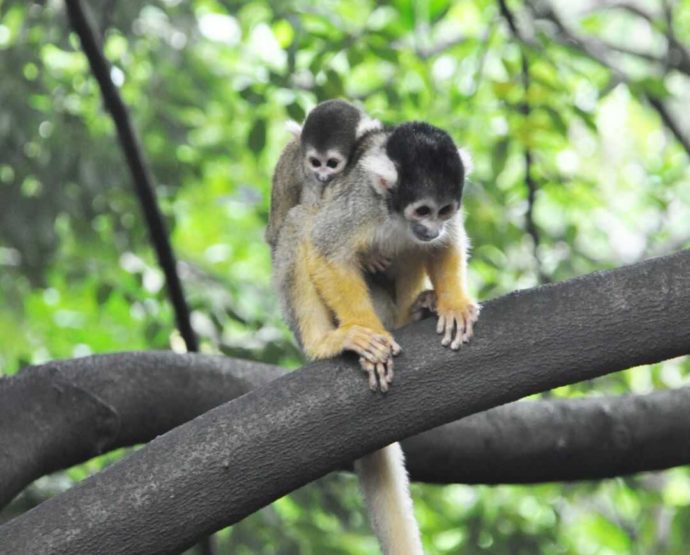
xmin=270 ymin=121 xmax=478 ymax=555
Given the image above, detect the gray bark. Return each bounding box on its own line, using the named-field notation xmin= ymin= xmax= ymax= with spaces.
xmin=3 ymin=354 xmax=690 ymax=513
xmin=1 ymin=250 xmax=689 ymax=554
xmin=0 ymin=352 xmax=283 ymax=509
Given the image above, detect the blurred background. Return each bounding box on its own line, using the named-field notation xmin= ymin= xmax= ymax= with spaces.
xmin=1 ymin=0 xmax=689 ymax=553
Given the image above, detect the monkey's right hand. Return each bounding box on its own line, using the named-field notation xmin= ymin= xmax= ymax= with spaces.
xmin=339 ymin=324 xmax=400 ymax=392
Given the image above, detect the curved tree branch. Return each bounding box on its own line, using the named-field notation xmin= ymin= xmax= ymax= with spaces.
xmin=0 ymin=352 xmax=283 ymax=509
xmin=65 ymin=0 xmax=198 ymax=350
xmin=1 ymin=251 xmax=689 ymax=553
xmin=405 ymin=386 xmax=690 ymax=484
xmin=2 ymin=352 xmax=690 ymax=513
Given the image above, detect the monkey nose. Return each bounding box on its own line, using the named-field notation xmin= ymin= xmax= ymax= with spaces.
xmin=316 ymin=173 xmax=332 ymax=183
xmin=412 ymin=224 xmax=439 ymax=242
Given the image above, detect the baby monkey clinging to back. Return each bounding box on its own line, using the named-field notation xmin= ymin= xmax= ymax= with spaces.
xmin=264 ymin=99 xmax=381 ymax=249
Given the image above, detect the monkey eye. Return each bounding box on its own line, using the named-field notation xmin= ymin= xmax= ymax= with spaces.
xmin=309 ymin=157 xmax=322 ymax=168
xmin=438 ymin=204 xmax=454 ymax=218
xmin=326 ymin=158 xmax=340 ymax=169
xmin=414 ymin=205 xmax=432 ymax=218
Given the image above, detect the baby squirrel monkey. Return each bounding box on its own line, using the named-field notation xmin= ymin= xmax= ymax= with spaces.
xmin=265 ymin=99 xmax=382 ymax=250
xmin=271 ymin=121 xmax=478 ymax=555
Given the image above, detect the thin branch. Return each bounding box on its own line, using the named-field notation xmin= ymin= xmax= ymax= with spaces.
xmin=1 ymin=250 xmax=689 ymax=553
xmin=646 ymin=96 xmax=690 ymax=158
xmin=531 ymin=2 xmax=690 ymax=159
xmin=497 ymin=0 xmax=548 ymax=283
xmin=591 ymin=1 xmax=656 ymax=24
xmin=64 ymin=0 xmax=198 ymax=351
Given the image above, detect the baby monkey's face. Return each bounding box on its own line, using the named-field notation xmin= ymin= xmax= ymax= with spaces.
xmin=303 ymin=146 xmax=347 ymax=183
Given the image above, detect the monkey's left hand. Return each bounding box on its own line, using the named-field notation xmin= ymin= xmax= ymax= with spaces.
xmin=436 ymin=297 xmax=480 ymax=350
xmin=360 ymin=250 xmax=391 ymax=274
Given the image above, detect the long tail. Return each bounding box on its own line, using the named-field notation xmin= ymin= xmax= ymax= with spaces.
xmin=355 ymin=443 xmax=424 ymax=555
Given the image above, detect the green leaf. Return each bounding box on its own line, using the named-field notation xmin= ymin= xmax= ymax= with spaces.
xmin=248 ymin=118 xmax=267 ymax=152
xmin=286 ymin=102 xmax=306 ymax=122
xmin=491 ymin=138 xmax=510 ymax=179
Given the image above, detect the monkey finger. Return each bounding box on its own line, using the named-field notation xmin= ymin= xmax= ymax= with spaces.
xmin=371 ymin=334 xmax=401 ymax=358
xmin=384 ymin=358 xmax=394 ymax=384
xmin=370 ymin=336 xmax=396 ymax=359
xmin=355 ymin=346 xmax=378 ymax=363
xmin=376 ymin=362 xmax=388 ymax=393
xmin=359 ymin=358 xmax=379 ymax=391
xmin=462 ymin=316 xmax=475 ymax=343
xmin=441 ymin=316 xmax=455 ymax=347
xmin=450 ymin=315 xmax=466 ymax=350
xmin=451 ymin=326 xmax=463 ymax=350
xmin=436 ymin=314 xmax=446 ymax=335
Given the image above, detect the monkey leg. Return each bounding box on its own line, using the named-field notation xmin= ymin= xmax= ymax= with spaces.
xmin=304 ymin=242 xmax=401 ymax=355
xmin=426 ymin=243 xmax=480 ymax=350
xmin=292 ymin=253 xmax=398 ymax=391
xmin=409 ymin=289 xmax=437 ymax=322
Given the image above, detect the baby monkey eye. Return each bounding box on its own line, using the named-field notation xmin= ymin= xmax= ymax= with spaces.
xmin=326 ymin=158 xmax=340 ymax=169
xmin=438 ymin=204 xmax=454 ymax=217
xmin=414 ymin=205 xmax=432 ymax=218
xmin=309 ymin=157 xmax=322 ymax=168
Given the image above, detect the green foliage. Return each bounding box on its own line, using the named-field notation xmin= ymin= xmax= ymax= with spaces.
xmin=1 ymin=0 xmax=690 ymax=552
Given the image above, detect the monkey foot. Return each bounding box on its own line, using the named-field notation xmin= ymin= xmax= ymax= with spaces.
xmin=410 ymin=289 xmax=437 ymax=321
xmin=436 ymin=300 xmax=480 ymax=350
xmin=341 ymin=324 xmax=401 ymax=366
xmin=360 ymin=251 xmax=392 ymax=274
xmin=359 ymin=356 xmax=394 ymax=393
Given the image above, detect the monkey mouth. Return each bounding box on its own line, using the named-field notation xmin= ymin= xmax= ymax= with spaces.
xmin=315 ymin=174 xmax=332 ymax=183
xmin=411 ymin=224 xmax=441 ymax=243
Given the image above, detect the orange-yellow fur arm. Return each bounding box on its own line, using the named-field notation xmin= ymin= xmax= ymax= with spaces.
xmin=426 ymin=242 xmax=471 ymax=311
xmin=305 ymin=241 xmax=387 ymax=333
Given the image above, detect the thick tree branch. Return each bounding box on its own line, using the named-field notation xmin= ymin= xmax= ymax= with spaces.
xmin=2 ymin=352 xmax=690 ymax=513
xmin=1 ymin=251 xmax=689 ymax=553
xmin=405 ymin=386 xmax=690 ymax=484
xmin=0 ymin=352 xmax=283 ymax=509
xmin=65 ymin=0 xmax=198 ymax=350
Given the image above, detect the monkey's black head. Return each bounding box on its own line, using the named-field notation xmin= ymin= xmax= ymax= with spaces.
xmin=385 ymin=122 xmax=466 ymax=243
xmin=300 ymin=100 xmax=363 ymax=183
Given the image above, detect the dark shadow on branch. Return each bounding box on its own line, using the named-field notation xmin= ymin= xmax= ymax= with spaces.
xmin=65 ymin=0 xmax=198 ymax=351
xmin=1 ymin=250 xmax=689 ymax=553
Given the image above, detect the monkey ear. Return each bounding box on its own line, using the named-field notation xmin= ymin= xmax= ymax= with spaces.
xmin=362 ymin=150 xmax=398 ymax=196
xmin=458 ymin=148 xmax=473 ymax=176
xmin=285 ymin=120 xmax=302 ymax=138
xmin=356 ymin=116 xmax=383 ymax=139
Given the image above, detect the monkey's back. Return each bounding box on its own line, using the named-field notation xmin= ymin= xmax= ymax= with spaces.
xmin=265 ymin=139 xmax=306 ymax=249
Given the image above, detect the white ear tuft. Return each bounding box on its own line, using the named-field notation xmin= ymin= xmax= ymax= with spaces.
xmin=458 ymin=148 xmax=473 ymax=177
xmin=356 ymin=116 xmax=383 ymax=139
xmin=285 ymin=120 xmax=302 ymax=138
xmin=362 ymin=149 xmax=397 ymax=195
